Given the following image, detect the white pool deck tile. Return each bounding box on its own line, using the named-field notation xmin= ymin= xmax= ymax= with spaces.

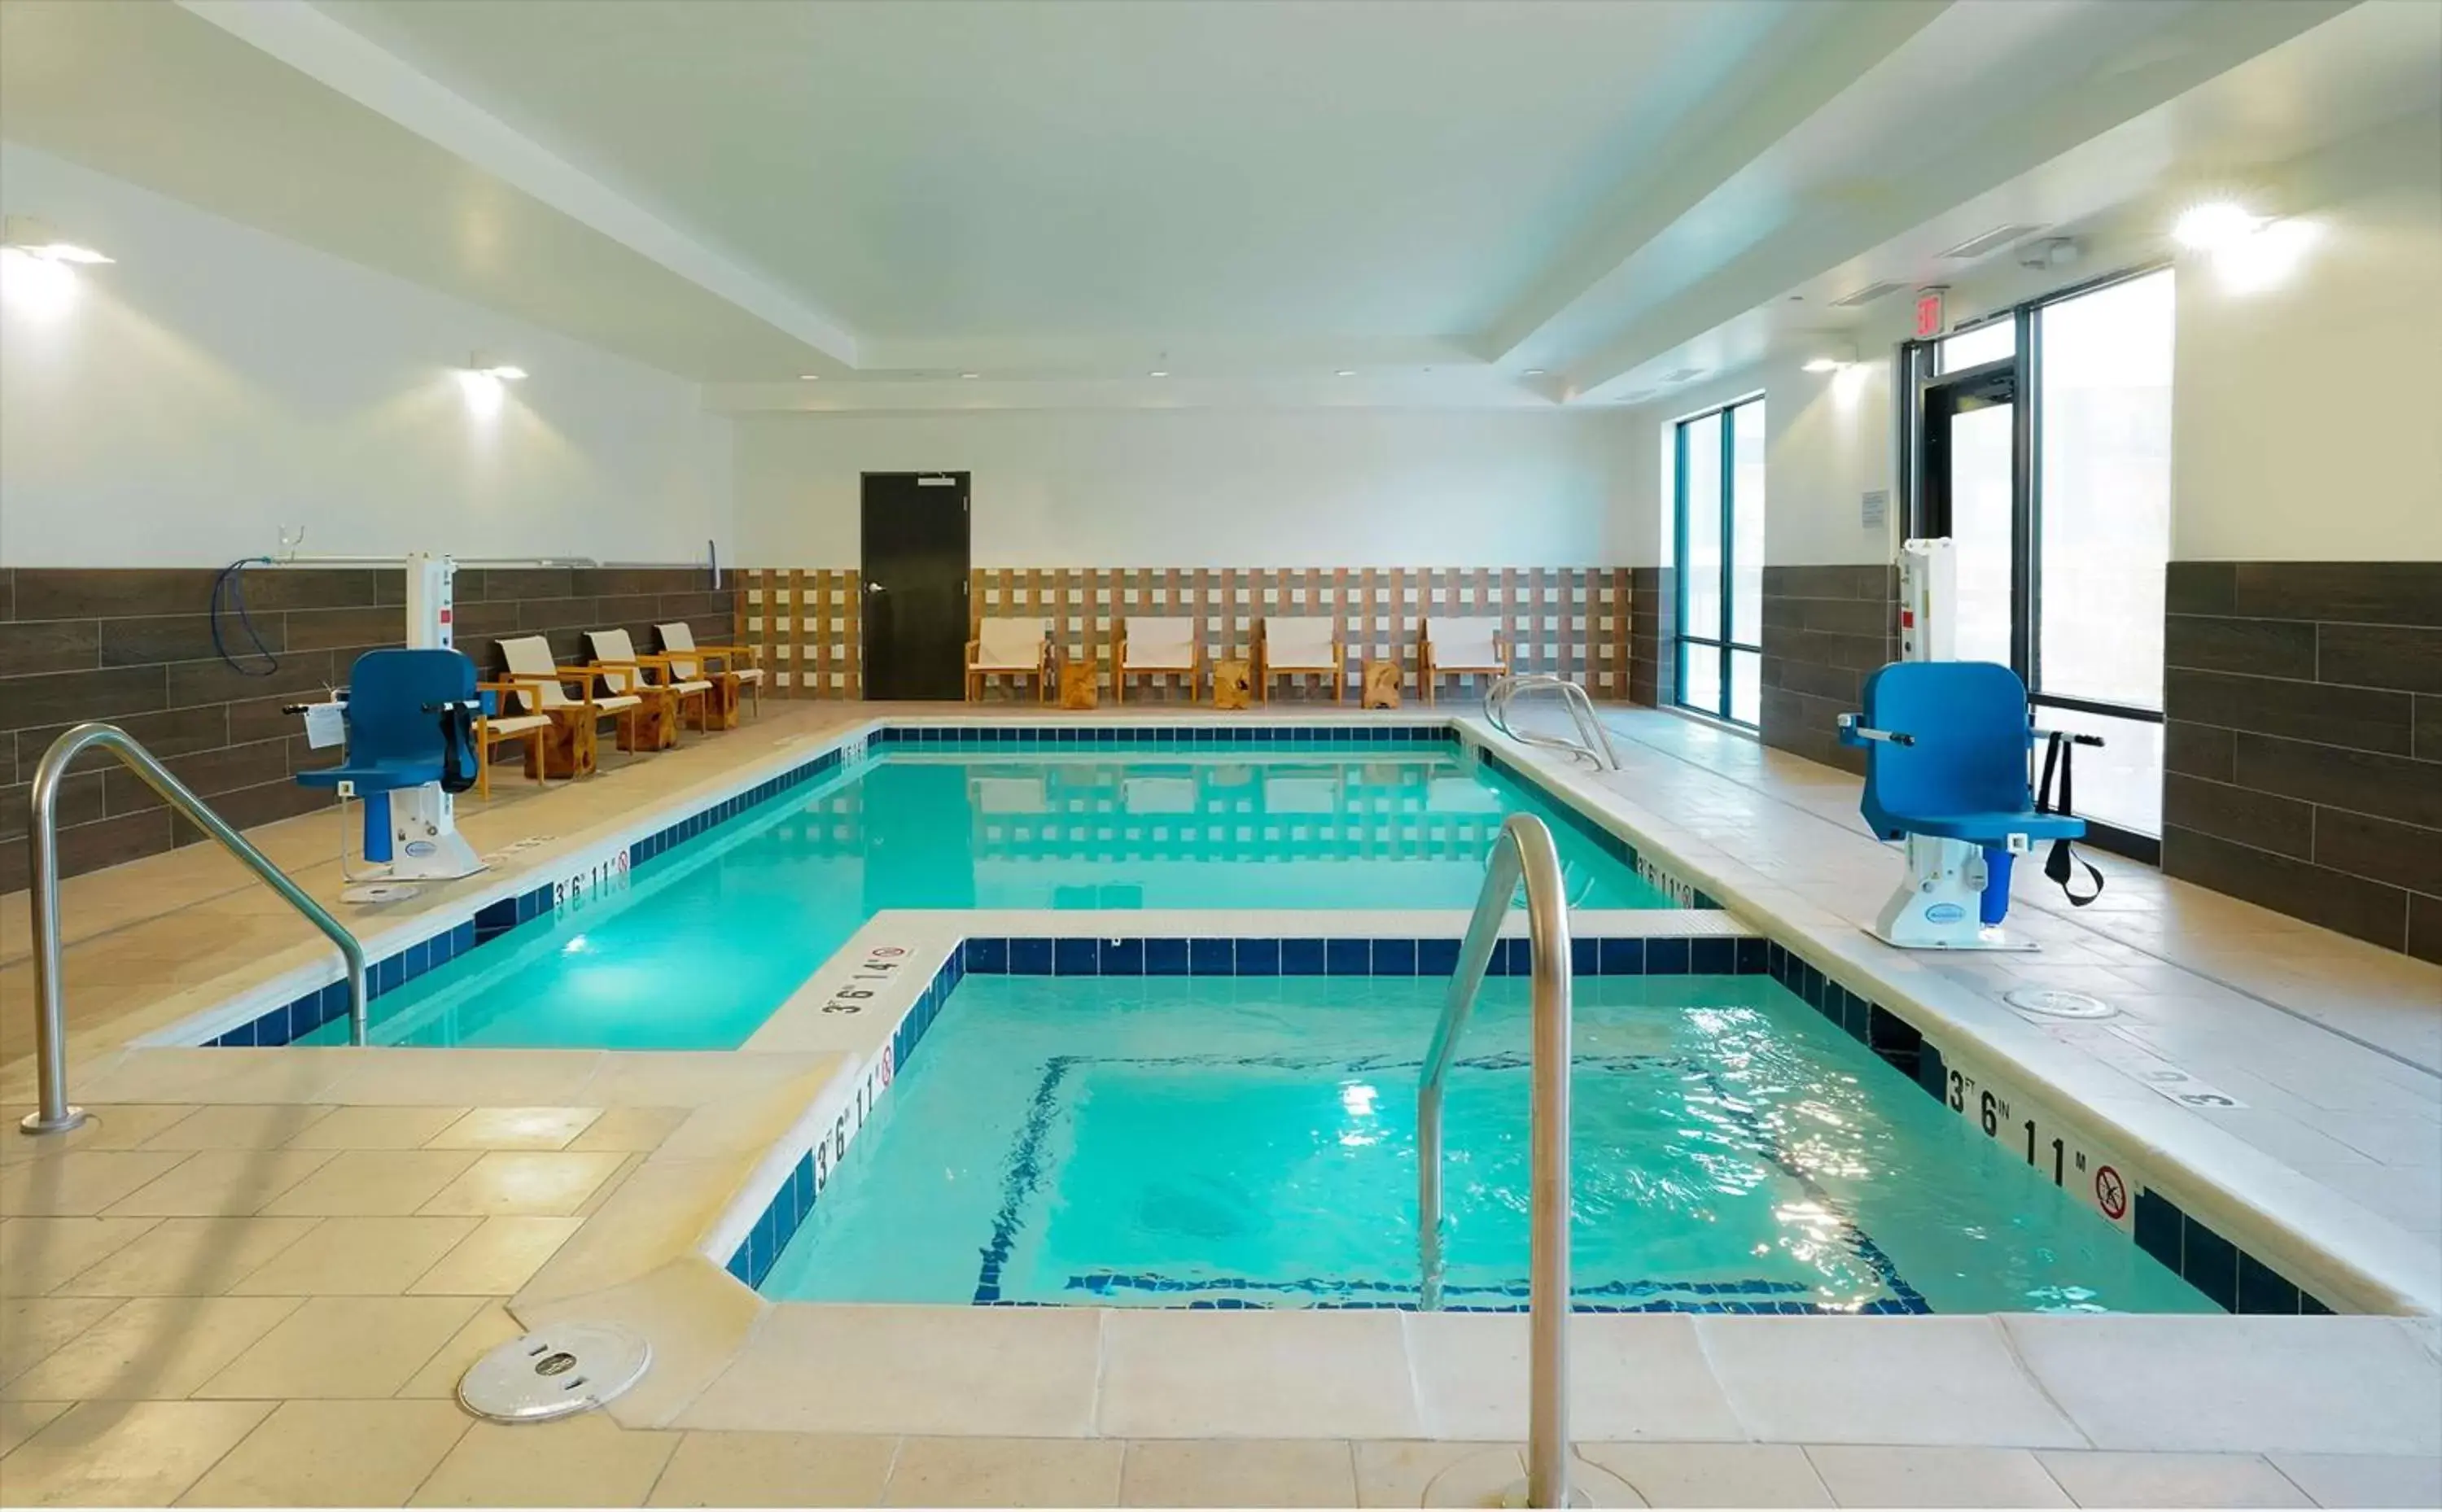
xmin=3 ymin=701 xmax=2441 ymax=1502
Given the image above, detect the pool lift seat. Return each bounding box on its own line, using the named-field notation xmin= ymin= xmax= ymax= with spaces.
xmin=1838 ymin=661 xmax=2096 ymax=951
xmin=294 ymin=648 xmax=489 ymax=894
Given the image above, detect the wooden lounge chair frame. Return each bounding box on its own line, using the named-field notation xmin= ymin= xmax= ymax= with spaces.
xmin=1112 ymin=618 xmax=1202 ymax=704
xmin=658 ymin=622 xmax=765 ymax=725
xmin=1254 ymin=617 xmax=1346 ymax=704
xmin=966 ymin=618 xmax=1055 ymax=703
xmin=1419 ymin=618 xmax=1510 ymax=706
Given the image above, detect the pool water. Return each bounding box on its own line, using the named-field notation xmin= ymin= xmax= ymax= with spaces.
xmin=313 ymin=740 xmax=1671 ymax=1050
xmin=761 ymin=974 xmax=2217 ymax=1314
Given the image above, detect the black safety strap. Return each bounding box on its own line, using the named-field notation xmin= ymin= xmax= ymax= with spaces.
xmin=426 ymin=701 xmax=479 ymax=795
xmin=2035 ymin=732 xmax=2104 ymax=907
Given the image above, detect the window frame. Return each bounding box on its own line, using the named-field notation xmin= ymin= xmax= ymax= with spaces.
xmin=1898 ymin=263 xmax=2173 ymax=861
xmin=1671 ymin=392 xmax=1766 ymax=728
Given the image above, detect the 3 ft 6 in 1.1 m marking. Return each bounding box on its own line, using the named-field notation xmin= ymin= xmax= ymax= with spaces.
xmin=1943 ymin=1060 xmax=2129 ymax=1230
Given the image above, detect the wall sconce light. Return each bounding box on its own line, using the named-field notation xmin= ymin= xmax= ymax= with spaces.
xmin=1 ymin=216 xmax=111 ymax=320
xmin=466 ymin=352 xmax=527 ymax=382
xmin=1803 ymin=343 xmax=1858 ymax=374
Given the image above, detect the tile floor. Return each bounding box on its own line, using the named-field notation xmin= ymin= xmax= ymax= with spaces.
xmin=3 ymin=699 xmax=2439 ymax=1506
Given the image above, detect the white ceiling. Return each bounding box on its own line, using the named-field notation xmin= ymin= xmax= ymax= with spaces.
xmin=3 ymin=0 xmax=2433 ymax=407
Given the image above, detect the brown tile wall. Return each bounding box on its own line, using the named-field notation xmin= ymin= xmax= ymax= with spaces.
xmin=742 ymin=565 xmax=1637 ymax=703
xmin=1627 ymin=567 xmax=1673 ymax=709
xmin=2162 ymin=561 xmax=2442 ymax=963
xmin=0 ymin=566 xmax=737 ymax=892
xmin=1757 ymin=564 xmax=1898 ymax=774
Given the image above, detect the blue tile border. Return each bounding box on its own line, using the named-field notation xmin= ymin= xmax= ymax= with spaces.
xmin=958 ymin=932 xmax=1753 ymax=979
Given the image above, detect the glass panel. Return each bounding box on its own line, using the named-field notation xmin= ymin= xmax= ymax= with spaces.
xmin=2037 ymin=270 xmax=2174 ymax=710
xmin=1730 ymin=400 xmax=1767 ymax=647
xmin=1939 ymin=321 xmax=2015 ymax=373
xmin=2030 ymin=706 xmax=2163 ymax=838
xmin=1730 ymin=648 xmax=1761 ymax=728
xmin=1680 ymin=413 xmax=1722 ymax=644
xmin=1950 ymin=400 xmax=2015 ymax=666
xmin=1681 ymin=641 xmax=1722 ymax=719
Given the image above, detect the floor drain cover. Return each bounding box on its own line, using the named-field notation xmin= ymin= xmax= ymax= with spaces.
xmin=458 ymin=1325 xmax=650 ymax=1423
xmin=2004 ymin=987 xmax=2117 ymax=1020
xmin=341 ymin=882 xmax=422 ymax=905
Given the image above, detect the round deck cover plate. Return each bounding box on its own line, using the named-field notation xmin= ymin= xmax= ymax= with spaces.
xmin=2003 ymin=987 xmax=2116 ymax=1020
xmin=457 ymin=1325 xmax=650 ymax=1422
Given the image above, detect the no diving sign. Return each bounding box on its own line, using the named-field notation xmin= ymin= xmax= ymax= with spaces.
xmin=2094 ymin=1165 xmax=2128 ymax=1222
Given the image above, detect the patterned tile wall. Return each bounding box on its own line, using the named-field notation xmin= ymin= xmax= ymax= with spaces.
xmin=742 ymin=566 xmax=1635 ymax=701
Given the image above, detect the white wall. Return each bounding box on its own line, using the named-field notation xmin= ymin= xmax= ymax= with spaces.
xmin=2171 ymin=107 xmax=2442 ymax=562
xmin=0 ymin=142 xmax=732 ymax=567
xmin=731 ymin=408 xmax=1638 ymax=567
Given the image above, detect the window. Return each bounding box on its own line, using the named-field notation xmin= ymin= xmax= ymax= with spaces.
xmin=1674 ymin=396 xmax=1766 ymax=726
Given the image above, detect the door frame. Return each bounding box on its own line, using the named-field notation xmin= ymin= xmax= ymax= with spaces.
xmin=1898 ymin=268 xmax=2172 ymax=864
xmin=858 ymin=470 xmax=972 ymax=701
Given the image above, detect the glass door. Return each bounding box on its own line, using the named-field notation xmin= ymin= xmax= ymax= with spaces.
xmin=1904 ymin=272 xmax=2172 ymax=862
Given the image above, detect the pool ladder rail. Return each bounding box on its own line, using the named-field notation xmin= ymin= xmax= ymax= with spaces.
xmin=1419 ymin=812 xmax=1577 ymax=1508
xmin=1485 ymin=673 xmax=1621 ymax=771
xmin=20 ymin=722 xmax=370 ymax=1136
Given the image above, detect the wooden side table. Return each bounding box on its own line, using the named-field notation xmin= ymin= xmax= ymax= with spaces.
xmin=1361 ymin=659 xmax=1403 ymax=710
xmin=1211 ymin=658 xmax=1253 ymax=710
xmin=1058 ymin=662 xmax=1101 ymax=710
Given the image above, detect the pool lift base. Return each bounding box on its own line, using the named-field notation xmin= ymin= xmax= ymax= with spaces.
xmin=457 ymin=1324 xmax=650 ymax=1423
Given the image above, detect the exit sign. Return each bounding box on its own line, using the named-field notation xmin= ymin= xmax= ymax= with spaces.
xmin=1914 ymin=287 xmax=1948 ymax=339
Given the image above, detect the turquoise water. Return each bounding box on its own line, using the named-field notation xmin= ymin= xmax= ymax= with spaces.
xmin=763 ymin=975 xmax=2217 ymax=1314
xmin=309 ymin=741 xmax=1670 ymax=1050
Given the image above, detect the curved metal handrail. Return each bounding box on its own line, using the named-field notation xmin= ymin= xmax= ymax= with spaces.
xmin=20 ymin=723 xmax=368 ymax=1134
xmin=1486 ymin=673 xmax=1620 ymax=771
xmin=1419 ymin=812 xmax=1573 ymax=1507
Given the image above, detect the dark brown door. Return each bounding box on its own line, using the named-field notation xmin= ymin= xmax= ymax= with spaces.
xmin=860 ymin=472 xmax=970 ymax=700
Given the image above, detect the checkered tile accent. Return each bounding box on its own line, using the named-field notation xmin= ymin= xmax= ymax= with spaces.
xmin=740 ymin=566 xmax=1635 ymax=701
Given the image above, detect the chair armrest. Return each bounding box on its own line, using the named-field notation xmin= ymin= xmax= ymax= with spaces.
xmin=552 ymin=666 xmax=602 ymax=679
xmin=965 ymin=640 xmax=981 ymax=662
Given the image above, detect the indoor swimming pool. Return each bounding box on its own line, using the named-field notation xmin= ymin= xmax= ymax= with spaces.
xmin=761 ymin=973 xmax=2218 ymax=1315
xmin=302 ymin=735 xmax=1672 ymax=1050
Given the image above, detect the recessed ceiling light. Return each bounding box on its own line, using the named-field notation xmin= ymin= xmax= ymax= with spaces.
xmin=797 ymin=373 xmax=821 ymax=381
xmin=1522 ymin=368 xmax=1547 ymax=377
xmin=1149 ymin=369 xmax=1169 ymax=378
xmin=960 ymin=371 xmax=980 ymax=379
xmin=1335 ymin=369 xmax=1357 ymax=378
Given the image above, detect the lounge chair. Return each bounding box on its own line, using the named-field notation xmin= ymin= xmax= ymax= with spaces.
xmin=1255 ymin=616 xmax=1345 ymax=703
xmin=587 ymin=628 xmax=712 ymax=749
xmin=967 ymin=617 xmax=1053 ymax=702
xmin=658 ymin=621 xmax=764 ymax=725
xmin=1419 ymin=616 xmax=1508 ymax=705
xmin=488 ymin=635 xmax=642 ymax=779
xmin=471 ymin=695 xmax=550 ymax=800
xmin=1114 ymin=617 xmax=1201 ymax=704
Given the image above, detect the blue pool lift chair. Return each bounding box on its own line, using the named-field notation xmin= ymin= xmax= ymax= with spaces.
xmin=1838 ymin=661 xmax=2093 ymax=950
xmin=294 ymin=649 xmax=489 ymax=889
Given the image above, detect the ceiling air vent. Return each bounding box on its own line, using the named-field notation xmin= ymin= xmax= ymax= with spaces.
xmin=1940 ymin=223 xmax=2046 ymax=260
xmin=1831 ymin=281 xmax=1905 ymax=308
xmin=1662 ymin=367 xmax=1704 ymax=383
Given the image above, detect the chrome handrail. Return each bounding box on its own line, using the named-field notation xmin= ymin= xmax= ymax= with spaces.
xmin=20 ymin=723 xmax=369 ymax=1134
xmin=1486 ymin=673 xmax=1620 ymax=771
xmin=1419 ymin=812 xmax=1573 ymax=1508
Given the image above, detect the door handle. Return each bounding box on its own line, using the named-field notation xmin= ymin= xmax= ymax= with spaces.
xmin=865 ymin=582 xmax=886 ymax=593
